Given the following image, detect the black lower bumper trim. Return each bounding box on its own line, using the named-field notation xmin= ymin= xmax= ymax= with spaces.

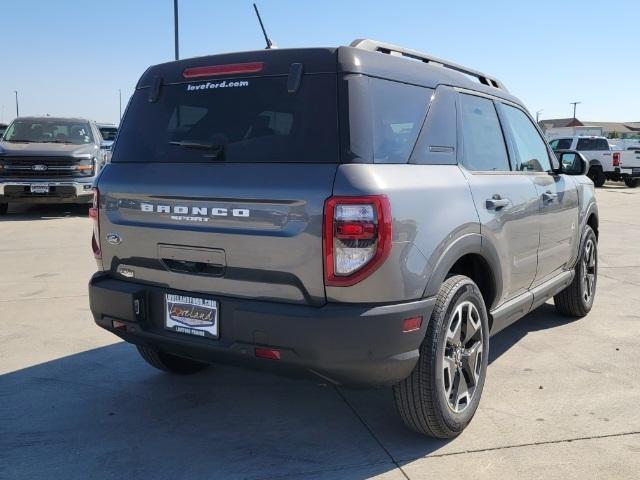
xmin=88 ymin=273 xmax=436 ymax=386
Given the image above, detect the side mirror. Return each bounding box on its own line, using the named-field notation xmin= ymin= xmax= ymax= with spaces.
xmin=554 ymin=150 xmax=588 ymax=176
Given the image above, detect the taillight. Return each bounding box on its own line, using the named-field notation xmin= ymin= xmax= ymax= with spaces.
xmin=182 ymin=62 xmax=264 ymax=79
xmin=90 ymin=187 xmax=101 ymax=259
xmin=323 ymin=195 xmax=392 ymax=286
xmin=613 ymin=152 xmax=620 ymax=167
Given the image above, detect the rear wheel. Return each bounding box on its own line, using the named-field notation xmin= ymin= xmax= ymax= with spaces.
xmin=136 ymin=345 xmax=210 ymax=374
xmin=587 ymin=166 xmax=606 ymax=188
xmin=624 ymin=178 xmax=640 ymax=188
xmin=554 ymin=226 xmax=597 ymax=317
xmin=393 ymin=275 xmax=489 ymax=438
xmin=0 ymin=203 xmax=7 ymax=215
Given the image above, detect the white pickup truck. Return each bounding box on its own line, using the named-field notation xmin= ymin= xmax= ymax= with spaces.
xmin=549 ymin=136 xmax=640 ymax=188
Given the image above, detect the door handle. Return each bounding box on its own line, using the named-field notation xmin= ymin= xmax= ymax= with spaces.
xmin=486 ymin=196 xmax=510 ymax=211
xmin=542 ymin=191 xmax=558 ymax=203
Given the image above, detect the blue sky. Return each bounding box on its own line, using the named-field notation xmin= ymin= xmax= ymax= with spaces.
xmin=1 ymin=0 xmax=638 ymax=125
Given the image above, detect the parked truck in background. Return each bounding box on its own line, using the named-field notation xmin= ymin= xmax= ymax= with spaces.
xmin=0 ymin=116 xmax=110 ymax=214
xmin=549 ymin=136 xmax=640 ymax=187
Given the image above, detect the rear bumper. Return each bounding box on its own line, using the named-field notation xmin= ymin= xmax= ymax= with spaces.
xmin=0 ymin=179 xmax=94 ymax=203
xmin=607 ymin=167 xmax=640 ymax=179
xmin=88 ymin=273 xmax=435 ymax=386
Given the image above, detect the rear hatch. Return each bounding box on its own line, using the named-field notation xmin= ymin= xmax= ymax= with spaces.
xmin=96 ymin=49 xmax=339 ymax=306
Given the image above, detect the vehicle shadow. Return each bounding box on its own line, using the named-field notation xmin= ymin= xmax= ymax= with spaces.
xmin=0 ymin=203 xmax=90 ymax=221
xmin=1 ymin=303 xmax=576 ymax=480
xmin=489 ymin=302 xmax=581 ymax=364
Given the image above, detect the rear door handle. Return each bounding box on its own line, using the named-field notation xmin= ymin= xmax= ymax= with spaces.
xmin=542 ymin=191 xmax=558 ymax=203
xmin=486 ymin=196 xmax=510 ymax=211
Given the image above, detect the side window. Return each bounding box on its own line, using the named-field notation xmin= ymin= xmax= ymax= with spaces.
xmin=596 ymin=138 xmax=610 ymax=151
xmin=369 ymin=78 xmax=432 ymax=164
xmin=550 ymin=138 xmax=572 ymax=150
xmin=557 ymin=138 xmax=573 ymax=149
xmin=501 ymin=104 xmax=552 ymax=172
xmin=576 ymin=138 xmax=609 ymax=151
xmin=459 ymin=94 xmax=510 ymax=171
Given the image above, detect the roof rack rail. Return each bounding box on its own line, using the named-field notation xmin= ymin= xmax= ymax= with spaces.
xmin=350 ymin=38 xmax=507 ymax=92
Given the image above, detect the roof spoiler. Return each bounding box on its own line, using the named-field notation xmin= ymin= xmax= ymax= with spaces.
xmin=350 ymin=38 xmax=508 ymax=92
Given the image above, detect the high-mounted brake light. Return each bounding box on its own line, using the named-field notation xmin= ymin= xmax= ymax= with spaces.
xmin=182 ymin=62 xmax=264 ymax=79
xmin=613 ymin=152 xmax=620 ymax=167
xmin=90 ymin=187 xmax=101 ymax=259
xmin=324 ymin=195 xmax=392 ymax=287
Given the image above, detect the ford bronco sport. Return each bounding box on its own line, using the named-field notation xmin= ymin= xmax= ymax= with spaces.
xmin=88 ymin=39 xmax=599 ymax=438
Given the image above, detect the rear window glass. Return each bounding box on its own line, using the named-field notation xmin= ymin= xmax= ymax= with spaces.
xmin=112 ymin=75 xmax=338 ymax=163
xmin=576 ymin=138 xmax=609 ymax=151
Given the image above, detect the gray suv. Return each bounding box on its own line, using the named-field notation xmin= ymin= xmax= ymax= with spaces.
xmin=0 ymin=116 xmax=108 ymax=214
xmin=88 ymin=39 xmax=599 ymax=438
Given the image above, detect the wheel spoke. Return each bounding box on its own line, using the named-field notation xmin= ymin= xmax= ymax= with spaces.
xmin=454 ymin=370 xmax=470 ymax=410
xmin=462 ymin=341 xmax=483 ymax=385
xmin=463 ymin=306 xmax=481 ymax=345
xmin=443 ymin=356 xmax=457 ymax=398
xmin=447 ymin=307 xmax=462 ymax=346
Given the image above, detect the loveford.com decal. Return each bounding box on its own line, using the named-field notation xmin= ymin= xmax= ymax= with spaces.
xmin=186 ymin=80 xmax=249 ymax=91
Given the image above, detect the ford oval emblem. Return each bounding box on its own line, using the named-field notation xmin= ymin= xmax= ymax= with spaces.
xmin=106 ymin=233 xmax=122 ymax=245
xmin=32 ymin=164 xmax=48 ymax=171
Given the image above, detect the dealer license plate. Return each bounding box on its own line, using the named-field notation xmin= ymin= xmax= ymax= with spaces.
xmin=164 ymin=294 xmax=218 ymax=338
xmin=30 ymin=185 xmax=50 ymax=194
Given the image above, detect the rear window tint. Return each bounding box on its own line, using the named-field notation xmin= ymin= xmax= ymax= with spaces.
xmin=112 ymin=75 xmax=338 ymax=163
xmin=576 ymin=138 xmax=609 ymax=151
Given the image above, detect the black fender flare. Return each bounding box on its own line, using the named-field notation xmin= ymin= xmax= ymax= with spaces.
xmin=423 ymin=233 xmax=503 ymax=310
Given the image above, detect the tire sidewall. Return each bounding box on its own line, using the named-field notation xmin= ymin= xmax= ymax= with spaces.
xmin=430 ymin=278 xmax=490 ymax=431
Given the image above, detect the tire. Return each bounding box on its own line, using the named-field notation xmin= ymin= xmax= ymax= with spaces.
xmin=624 ymin=178 xmax=640 ymax=188
xmin=587 ymin=166 xmax=606 ymax=188
xmin=0 ymin=204 xmax=7 ymax=215
xmin=554 ymin=226 xmax=597 ymax=317
xmin=136 ymin=345 xmax=210 ymax=374
xmin=393 ymin=275 xmax=490 ymax=438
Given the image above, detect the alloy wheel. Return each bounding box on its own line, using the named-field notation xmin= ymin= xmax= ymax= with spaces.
xmin=442 ymin=301 xmax=484 ymax=413
xmin=582 ymin=238 xmax=597 ymax=304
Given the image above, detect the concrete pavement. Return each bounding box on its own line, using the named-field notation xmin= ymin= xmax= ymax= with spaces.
xmin=1 ymin=185 xmax=639 ymax=479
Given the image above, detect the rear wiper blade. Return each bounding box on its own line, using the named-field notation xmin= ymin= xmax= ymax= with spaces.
xmin=169 ymin=140 xmax=223 ymax=150
xmin=5 ymin=139 xmax=34 ymax=143
xmin=168 ymin=140 xmax=225 ymax=159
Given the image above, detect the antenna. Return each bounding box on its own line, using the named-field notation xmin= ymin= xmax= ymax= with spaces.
xmin=253 ymin=3 xmax=276 ymax=49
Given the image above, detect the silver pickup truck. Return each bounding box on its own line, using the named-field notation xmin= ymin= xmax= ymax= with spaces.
xmin=0 ymin=116 xmax=109 ymax=214
xmin=88 ymin=39 xmax=599 ymax=438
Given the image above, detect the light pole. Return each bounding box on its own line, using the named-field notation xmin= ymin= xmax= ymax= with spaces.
xmin=536 ymin=110 xmax=543 ymax=123
xmin=14 ymin=90 xmax=19 ymax=118
xmin=119 ymin=89 xmax=122 ymax=122
xmin=173 ymin=0 xmax=180 ymax=60
xmin=570 ymin=101 xmax=581 ymax=120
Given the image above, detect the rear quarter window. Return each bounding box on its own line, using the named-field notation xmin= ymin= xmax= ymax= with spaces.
xmin=340 ymin=75 xmax=433 ymax=164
